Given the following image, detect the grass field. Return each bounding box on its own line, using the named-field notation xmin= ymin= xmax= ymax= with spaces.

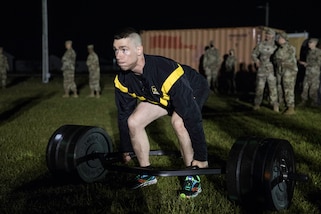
xmin=0 ymin=72 xmax=320 ymax=214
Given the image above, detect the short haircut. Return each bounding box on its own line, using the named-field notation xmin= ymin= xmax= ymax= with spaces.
xmin=114 ymin=27 xmax=142 ymax=46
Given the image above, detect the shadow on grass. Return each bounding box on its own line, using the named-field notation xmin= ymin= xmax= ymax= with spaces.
xmin=0 ymin=92 xmax=57 ymax=126
xmin=75 ymin=76 xmax=88 ymax=96
xmin=6 ymin=76 xmax=32 ymax=88
xmin=2 ymin=170 xmax=154 ymax=213
xmin=306 ymin=187 xmax=321 ymax=211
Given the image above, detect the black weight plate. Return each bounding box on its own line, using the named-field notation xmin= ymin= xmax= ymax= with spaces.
xmin=46 ymin=125 xmax=78 ymax=175
xmin=46 ymin=125 xmax=113 ymax=183
xmin=226 ymin=137 xmax=296 ymax=212
xmin=46 ymin=126 xmax=61 ymax=173
xmin=226 ymin=136 xmax=262 ymax=205
xmin=55 ymin=125 xmax=85 ymax=173
xmin=71 ymin=126 xmax=113 ymax=183
xmin=261 ymin=138 xmax=295 ymax=211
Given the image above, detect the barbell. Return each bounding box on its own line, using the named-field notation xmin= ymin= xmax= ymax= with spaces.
xmin=46 ymin=124 xmax=308 ymax=212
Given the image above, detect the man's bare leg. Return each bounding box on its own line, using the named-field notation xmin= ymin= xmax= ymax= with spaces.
xmin=171 ymin=112 xmax=194 ymax=166
xmin=127 ymin=102 xmax=167 ymax=167
xmin=171 ymin=112 xmax=208 ymax=168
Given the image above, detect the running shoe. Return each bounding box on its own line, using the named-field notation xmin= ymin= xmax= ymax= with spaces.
xmin=179 ymin=175 xmax=202 ymax=198
xmin=129 ymin=174 xmax=157 ymax=189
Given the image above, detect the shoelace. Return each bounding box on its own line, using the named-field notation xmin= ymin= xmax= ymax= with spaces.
xmin=184 ymin=177 xmax=195 ymax=191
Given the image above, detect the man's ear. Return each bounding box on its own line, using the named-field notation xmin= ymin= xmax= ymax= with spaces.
xmin=137 ymin=46 xmax=143 ymax=56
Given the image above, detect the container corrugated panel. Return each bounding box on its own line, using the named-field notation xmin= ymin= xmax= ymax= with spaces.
xmin=287 ymin=32 xmax=309 ymax=59
xmin=141 ymin=26 xmax=279 ymax=71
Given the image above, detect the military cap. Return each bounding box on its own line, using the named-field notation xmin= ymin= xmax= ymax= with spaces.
xmin=309 ymin=38 xmax=319 ymax=44
xmin=278 ymin=32 xmax=288 ymax=40
xmin=209 ymin=40 xmax=214 ymax=47
xmin=265 ymin=28 xmax=276 ymax=36
xmin=87 ymin=44 xmax=94 ymax=49
xmin=65 ymin=40 xmax=72 ymax=44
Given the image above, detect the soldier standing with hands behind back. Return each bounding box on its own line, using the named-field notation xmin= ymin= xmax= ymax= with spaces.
xmin=86 ymin=44 xmax=101 ymax=98
xmin=203 ymin=41 xmax=221 ymax=91
xmin=223 ymin=48 xmax=237 ymax=94
xmin=61 ymin=40 xmax=78 ymax=98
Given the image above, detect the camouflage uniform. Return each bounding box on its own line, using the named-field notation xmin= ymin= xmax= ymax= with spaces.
xmin=0 ymin=47 xmax=9 ymax=88
xmin=273 ymin=32 xmax=298 ymax=114
xmin=203 ymin=41 xmax=221 ymax=91
xmin=224 ymin=48 xmax=237 ymax=94
xmin=61 ymin=40 xmax=78 ymax=98
xmin=299 ymin=38 xmax=321 ymax=106
xmin=251 ymin=29 xmax=279 ymax=111
xmin=86 ymin=44 xmax=101 ymax=98
xmin=198 ymin=46 xmax=209 ymax=78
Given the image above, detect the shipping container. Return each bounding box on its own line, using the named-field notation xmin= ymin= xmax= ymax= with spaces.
xmin=287 ymin=32 xmax=309 ymax=60
xmin=140 ymin=26 xmax=283 ymax=72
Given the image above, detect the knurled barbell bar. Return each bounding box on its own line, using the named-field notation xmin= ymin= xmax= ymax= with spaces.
xmin=46 ymin=124 xmax=308 ymax=212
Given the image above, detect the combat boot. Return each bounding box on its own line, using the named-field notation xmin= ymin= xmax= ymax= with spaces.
xmin=72 ymin=90 xmax=78 ymax=98
xmin=283 ymin=107 xmax=295 ymax=115
xmin=62 ymin=90 xmax=69 ymax=98
xmin=311 ymin=102 xmax=319 ymax=107
xmin=96 ymin=91 xmax=100 ymax=98
xmin=273 ymin=104 xmax=279 ymax=112
xmin=253 ymin=105 xmax=260 ymax=110
xmin=88 ymin=90 xmax=95 ymax=97
xmin=297 ymin=100 xmax=306 ymax=107
xmin=1 ymin=80 xmax=5 ymax=89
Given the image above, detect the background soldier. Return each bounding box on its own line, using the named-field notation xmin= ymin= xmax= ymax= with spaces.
xmin=61 ymin=40 xmax=78 ymax=98
xmin=86 ymin=44 xmax=101 ymax=98
xmin=203 ymin=41 xmax=221 ymax=91
xmin=298 ymin=38 xmax=321 ymax=107
xmin=223 ymin=48 xmax=237 ymax=94
xmin=198 ymin=45 xmax=209 ymax=78
xmin=0 ymin=47 xmax=9 ymax=88
xmin=251 ymin=28 xmax=279 ymax=112
xmin=274 ymin=32 xmax=298 ymax=115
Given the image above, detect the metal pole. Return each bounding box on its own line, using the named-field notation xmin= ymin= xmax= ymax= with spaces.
xmin=257 ymin=2 xmax=269 ymax=27
xmin=265 ymin=2 xmax=269 ymax=27
xmin=42 ymin=0 xmax=50 ymax=83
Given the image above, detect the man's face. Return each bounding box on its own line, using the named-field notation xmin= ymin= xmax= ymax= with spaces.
xmin=265 ymin=34 xmax=274 ymax=41
xmin=277 ymin=36 xmax=286 ymax=45
xmin=308 ymin=40 xmax=317 ymax=49
xmin=65 ymin=43 xmax=72 ymax=49
xmin=113 ymin=38 xmax=141 ymax=71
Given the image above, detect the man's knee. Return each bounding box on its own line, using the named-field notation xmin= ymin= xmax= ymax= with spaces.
xmin=127 ymin=116 xmax=139 ymax=131
xmin=171 ymin=116 xmax=185 ymax=132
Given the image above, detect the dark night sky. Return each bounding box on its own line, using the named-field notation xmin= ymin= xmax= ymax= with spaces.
xmin=0 ymin=1 xmax=319 ymax=61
